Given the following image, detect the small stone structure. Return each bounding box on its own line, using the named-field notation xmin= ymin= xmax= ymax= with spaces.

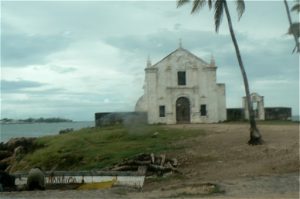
xmin=243 ymin=93 xmax=265 ymax=120
xmin=227 ymin=107 xmax=292 ymax=121
xmin=227 ymin=93 xmax=292 ymax=121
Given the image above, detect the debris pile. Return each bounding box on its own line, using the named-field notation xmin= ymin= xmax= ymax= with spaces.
xmin=109 ymin=153 xmax=179 ymax=176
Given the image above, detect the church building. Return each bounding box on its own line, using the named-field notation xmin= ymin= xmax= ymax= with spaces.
xmin=135 ymin=43 xmax=226 ymax=124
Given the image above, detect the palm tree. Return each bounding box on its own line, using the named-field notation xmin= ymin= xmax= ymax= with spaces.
xmin=284 ymin=0 xmax=300 ymax=53
xmin=177 ymin=0 xmax=263 ymax=145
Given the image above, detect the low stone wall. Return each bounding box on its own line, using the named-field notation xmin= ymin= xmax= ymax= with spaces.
xmin=264 ymin=107 xmax=292 ymax=120
xmin=227 ymin=108 xmax=244 ymax=121
xmin=94 ymin=112 xmax=147 ymax=127
xmin=226 ymin=107 xmax=292 ymax=121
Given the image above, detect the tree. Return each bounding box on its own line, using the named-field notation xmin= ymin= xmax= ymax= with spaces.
xmin=284 ymin=0 xmax=300 ymax=53
xmin=177 ymin=0 xmax=263 ymax=145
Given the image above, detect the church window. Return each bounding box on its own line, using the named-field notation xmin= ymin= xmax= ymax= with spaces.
xmin=159 ymin=106 xmax=165 ymax=117
xmin=177 ymin=71 xmax=186 ymax=85
xmin=200 ymin=104 xmax=207 ymax=116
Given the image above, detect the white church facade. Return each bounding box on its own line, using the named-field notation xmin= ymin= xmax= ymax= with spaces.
xmin=135 ymin=45 xmax=226 ymax=124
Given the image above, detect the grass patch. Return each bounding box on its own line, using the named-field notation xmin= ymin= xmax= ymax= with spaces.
xmin=13 ymin=124 xmax=202 ymax=172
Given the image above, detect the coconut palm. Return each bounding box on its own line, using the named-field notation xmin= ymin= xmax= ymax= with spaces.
xmin=177 ymin=0 xmax=263 ymax=145
xmin=284 ymin=0 xmax=300 ymax=52
xmin=291 ymin=2 xmax=300 ymax=12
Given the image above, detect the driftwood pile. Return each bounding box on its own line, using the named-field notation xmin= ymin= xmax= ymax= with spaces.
xmin=109 ymin=153 xmax=179 ymax=176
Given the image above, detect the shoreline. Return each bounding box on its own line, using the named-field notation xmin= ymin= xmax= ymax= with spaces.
xmin=0 ymin=121 xmax=94 ymax=143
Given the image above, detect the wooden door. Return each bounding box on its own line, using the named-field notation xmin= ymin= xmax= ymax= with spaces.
xmin=176 ymin=97 xmax=190 ymax=123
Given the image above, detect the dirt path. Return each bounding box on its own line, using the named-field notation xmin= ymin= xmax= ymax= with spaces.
xmin=143 ymin=123 xmax=299 ymax=198
xmin=167 ymin=123 xmax=299 ymax=181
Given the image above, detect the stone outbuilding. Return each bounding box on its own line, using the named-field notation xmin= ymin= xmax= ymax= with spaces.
xmin=226 ymin=92 xmax=292 ymax=121
xmin=135 ymin=45 xmax=226 ymax=124
xmin=243 ymin=93 xmax=265 ymax=120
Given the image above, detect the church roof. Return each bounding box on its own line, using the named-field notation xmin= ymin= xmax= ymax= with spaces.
xmin=152 ymin=47 xmax=209 ymax=67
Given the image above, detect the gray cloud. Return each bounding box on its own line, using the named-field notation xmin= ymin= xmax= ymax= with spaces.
xmin=106 ymin=27 xmax=298 ymax=85
xmin=105 ymin=29 xmax=233 ymax=61
xmin=1 ymin=23 xmax=72 ymax=67
xmin=49 ymin=65 xmax=77 ymax=74
xmin=1 ymin=1 xmax=298 ymax=120
xmin=1 ymin=80 xmax=46 ymax=92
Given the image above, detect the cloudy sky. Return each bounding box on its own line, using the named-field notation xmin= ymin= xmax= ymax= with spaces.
xmin=1 ymin=0 xmax=299 ymax=121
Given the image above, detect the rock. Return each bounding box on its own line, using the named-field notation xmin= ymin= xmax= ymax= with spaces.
xmin=14 ymin=146 xmax=24 ymax=161
xmin=0 ymin=156 xmax=13 ymax=165
xmin=6 ymin=137 xmax=36 ymax=152
xmin=0 ymin=171 xmax=15 ymax=191
xmin=0 ymin=143 xmax=7 ymax=151
xmin=152 ymin=132 xmax=159 ymax=138
xmin=0 ymin=163 xmax=9 ymax=171
xmin=59 ymin=128 xmax=74 ymax=135
xmin=0 ymin=138 xmax=42 ymax=173
xmin=0 ymin=150 xmax=12 ymax=160
xmin=27 ymin=168 xmax=45 ymax=191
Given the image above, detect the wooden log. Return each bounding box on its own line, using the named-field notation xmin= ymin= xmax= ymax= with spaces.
xmin=133 ymin=160 xmax=152 ymax=165
xmin=111 ymin=165 xmax=138 ymax=171
xmin=148 ymin=164 xmax=172 ymax=172
xmin=150 ymin=153 xmax=155 ymax=164
xmin=160 ymin=154 xmax=166 ymax=166
xmin=172 ymin=158 xmax=178 ymax=167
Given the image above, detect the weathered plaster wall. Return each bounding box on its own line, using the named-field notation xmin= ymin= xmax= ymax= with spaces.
xmin=243 ymin=93 xmax=265 ymax=120
xmin=135 ymin=47 xmax=227 ymax=124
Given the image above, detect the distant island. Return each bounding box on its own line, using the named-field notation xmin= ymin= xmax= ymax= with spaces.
xmin=0 ymin=117 xmax=73 ymax=124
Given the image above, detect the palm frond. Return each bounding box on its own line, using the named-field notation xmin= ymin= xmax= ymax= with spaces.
xmin=214 ymin=0 xmax=224 ymax=32
xmin=191 ymin=0 xmax=207 ymax=13
xmin=288 ymin=22 xmax=300 ymax=38
xmin=291 ymin=4 xmax=300 ymax=12
xmin=236 ymin=0 xmax=245 ymax=20
xmin=177 ymin=0 xmax=190 ymax=8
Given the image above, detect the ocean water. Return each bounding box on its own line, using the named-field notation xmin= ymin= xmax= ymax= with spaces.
xmin=0 ymin=121 xmax=94 ymax=143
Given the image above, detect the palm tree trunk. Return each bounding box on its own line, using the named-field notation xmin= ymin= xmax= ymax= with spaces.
xmin=283 ymin=0 xmax=300 ymax=53
xmin=223 ymin=0 xmax=263 ymax=145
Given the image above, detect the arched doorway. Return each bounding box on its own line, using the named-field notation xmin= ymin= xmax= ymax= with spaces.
xmin=176 ymin=97 xmax=190 ymax=123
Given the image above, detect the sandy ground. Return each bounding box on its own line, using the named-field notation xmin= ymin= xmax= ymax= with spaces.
xmin=1 ymin=123 xmax=299 ymax=198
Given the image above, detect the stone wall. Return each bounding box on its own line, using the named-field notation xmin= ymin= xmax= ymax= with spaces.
xmin=95 ymin=112 xmax=147 ymax=127
xmin=226 ymin=107 xmax=292 ymax=121
xmin=95 ymin=107 xmax=292 ymax=126
xmin=264 ymin=107 xmax=292 ymax=120
xmin=226 ymin=108 xmax=244 ymax=121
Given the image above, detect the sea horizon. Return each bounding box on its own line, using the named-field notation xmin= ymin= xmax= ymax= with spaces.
xmin=0 ymin=121 xmax=95 ymax=143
